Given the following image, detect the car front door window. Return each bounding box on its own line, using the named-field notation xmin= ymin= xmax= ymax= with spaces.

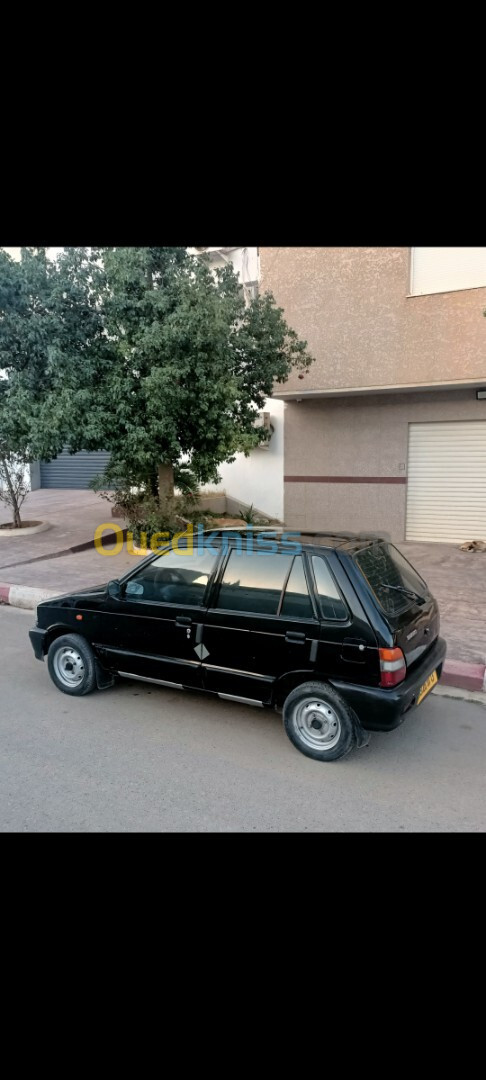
xmin=125 ymin=549 xmax=217 ymax=607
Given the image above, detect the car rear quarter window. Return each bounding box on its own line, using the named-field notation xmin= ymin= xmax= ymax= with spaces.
xmin=311 ymin=556 xmax=348 ymax=621
xmin=216 ymin=551 xmax=293 ymax=615
xmin=280 ymin=556 xmax=314 ymax=620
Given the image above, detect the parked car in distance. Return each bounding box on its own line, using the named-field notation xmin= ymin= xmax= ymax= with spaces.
xmin=29 ymin=530 xmax=446 ymax=762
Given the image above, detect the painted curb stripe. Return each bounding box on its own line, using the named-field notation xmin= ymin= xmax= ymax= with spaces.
xmin=441 ymin=660 xmax=486 ymax=693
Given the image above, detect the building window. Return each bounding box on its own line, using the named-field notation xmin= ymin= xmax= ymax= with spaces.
xmin=410 ymin=248 xmax=486 ymax=296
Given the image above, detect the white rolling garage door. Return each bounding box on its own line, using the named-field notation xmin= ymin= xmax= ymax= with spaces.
xmin=406 ymin=421 xmax=486 ymax=542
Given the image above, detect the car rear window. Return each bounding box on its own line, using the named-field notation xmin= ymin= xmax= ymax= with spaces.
xmin=354 ymin=543 xmax=428 ymax=617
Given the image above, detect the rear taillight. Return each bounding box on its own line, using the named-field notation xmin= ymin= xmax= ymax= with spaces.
xmin=379 ymin=647 xmax=406 ymax=687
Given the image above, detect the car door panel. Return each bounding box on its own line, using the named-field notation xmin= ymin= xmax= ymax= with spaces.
xmin=201 ymin=611 xmax=275 ymax=701
xmin=202 ymin=551 xmax=321 ymax=702
xmin=95 ymin=599 xmax=206 ymax=686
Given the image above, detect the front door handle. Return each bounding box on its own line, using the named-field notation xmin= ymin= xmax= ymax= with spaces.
xmin=286 ymin=631 xmax=306 ymax=644
xmin=176 ymin=616 xmax=192 ymax=628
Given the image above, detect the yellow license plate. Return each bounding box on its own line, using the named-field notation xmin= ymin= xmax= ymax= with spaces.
xmin=417 ymin=670 xmax=438 ymax=705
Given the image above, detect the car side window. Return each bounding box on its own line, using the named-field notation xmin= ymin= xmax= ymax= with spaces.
xmin=216 ymin=551 xmax=293 ymax=615
xmin=280 ymin=556 xmax=314 ymax=620
xmin=311 ymin=556 xmax=348 ymax=621
xmin=124 ymin=549 xmax=218 ymax=606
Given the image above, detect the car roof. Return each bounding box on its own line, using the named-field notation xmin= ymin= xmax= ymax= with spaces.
xmin=196 ymin=527 xmax=387 ymax=552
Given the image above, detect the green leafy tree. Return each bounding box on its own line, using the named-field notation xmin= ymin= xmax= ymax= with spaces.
xmin=0 ymin=246 xmax=108 ymax=523
xmin=1 ymin=247 xmax=313 ymax=513
xmin=0 ymin=248 xmax=52 ymax=525
xmin=61 ymin=247 xmax=313 ymax=497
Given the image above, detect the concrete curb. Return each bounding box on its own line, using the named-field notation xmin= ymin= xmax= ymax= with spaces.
xmin=1 ymin=581 xmax=485 ymax=694
xmin=0 ymin=520 xmax=52 ymax=538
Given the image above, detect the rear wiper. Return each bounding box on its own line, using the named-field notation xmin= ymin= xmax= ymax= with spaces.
xmin=378 ymin=583 xmax=426 ymax=606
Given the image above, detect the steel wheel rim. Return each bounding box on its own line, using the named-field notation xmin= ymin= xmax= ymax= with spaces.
xmin=53 ymin=647 xmax=85 ymax=688
xmin=294 ymin=698 xmax=341 ymax=751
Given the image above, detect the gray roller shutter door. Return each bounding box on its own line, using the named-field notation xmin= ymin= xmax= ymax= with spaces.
xmin=40 ymin=450 xmax=112 ymax=489
xmin=406 ymin=421 xmax=486 ymax=543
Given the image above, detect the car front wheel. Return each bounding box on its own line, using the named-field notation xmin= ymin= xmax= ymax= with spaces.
xmin=283 ymin=681 xmax=357 ymax=762
xmin=47 ymin=634 xmax=97 ymax=697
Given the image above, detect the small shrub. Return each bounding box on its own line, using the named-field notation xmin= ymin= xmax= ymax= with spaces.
xmin=127 ymin=495 xmax=183 ymax=547
xmin=238 ymin=503 xmax=269 ymax=526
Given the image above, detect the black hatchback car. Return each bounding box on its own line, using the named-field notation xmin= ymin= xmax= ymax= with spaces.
xmin=29 ymin=530 xmax=446 ymax=762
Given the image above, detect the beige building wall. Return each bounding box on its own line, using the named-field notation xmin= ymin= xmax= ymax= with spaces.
xmin=284 ymin=389 xmax=485 ymax=539
xmin=260 ymin=247 xmax=486 ymax=394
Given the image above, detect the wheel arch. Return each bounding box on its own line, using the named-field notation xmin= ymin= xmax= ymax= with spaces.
xmin=274 ymin=668 xmax=329 ymax=708
xmin=42 ymin=623 xmax=90 ymax=656
xmin=277 ymin=672 xmax=369 ymax=749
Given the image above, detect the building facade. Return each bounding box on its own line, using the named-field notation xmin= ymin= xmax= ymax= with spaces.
xmin=261 ymin=247 xmax=486 ymax=543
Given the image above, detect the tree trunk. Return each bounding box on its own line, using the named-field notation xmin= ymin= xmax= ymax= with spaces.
xmin=148 ymin=468 xmax=159 ymax=498
xmin=158 ymin=463 xmax=175 ymax=501
xmin=0 ymin=457 xmax=22 ymax=528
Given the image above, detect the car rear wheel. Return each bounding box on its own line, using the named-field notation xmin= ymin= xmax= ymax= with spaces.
xmin=283 ymin=681 xmax=357 ymax=761
xmin=47 ymin=634 xmax=97 ymax=697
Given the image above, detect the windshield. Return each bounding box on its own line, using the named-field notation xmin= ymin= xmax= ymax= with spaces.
xmin=354 ymin=542 xmax=428 ymax=617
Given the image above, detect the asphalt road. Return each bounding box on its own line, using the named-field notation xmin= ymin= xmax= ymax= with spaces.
xmin=1 ymin=606 xmax=485 ymax=832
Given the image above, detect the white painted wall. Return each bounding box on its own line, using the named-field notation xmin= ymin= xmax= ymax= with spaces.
xmin=188 ymin=246 xmax=259 ymax=283
xmin=203 ymin=399 xmax=285 ymax=520
xmin=191 ymin=247 xmax=284 ymax=520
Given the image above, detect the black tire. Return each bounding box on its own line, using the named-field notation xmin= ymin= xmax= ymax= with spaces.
xmin=283 ymin=681 xmax=357 ymax=762
xmin=47 ymin=634 xmax=97 ymax=697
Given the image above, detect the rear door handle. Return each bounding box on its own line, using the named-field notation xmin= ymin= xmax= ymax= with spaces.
xmin=176 ymin=616 xmax=192 ymax=627
xmin=286 ymin=631 xmax=306 ymax=643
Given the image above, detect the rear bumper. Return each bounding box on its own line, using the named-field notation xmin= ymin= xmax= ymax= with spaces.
xmin=329 ymin=636 xmax=447 ymax=731
xmin=29 ymin=627 xmax=46 ymax=661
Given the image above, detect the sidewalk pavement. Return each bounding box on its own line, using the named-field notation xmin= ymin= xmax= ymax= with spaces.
xmin=0 ymin=494 xmax=484 ymax=693
xmin=0 ymin=489 xmax=126 ymax=571
xmin=399 ymin=542 xmax=486 ymax=668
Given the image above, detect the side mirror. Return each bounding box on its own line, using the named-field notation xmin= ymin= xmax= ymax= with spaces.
xmin=107 ymin=579 xmax=121 ymax=599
